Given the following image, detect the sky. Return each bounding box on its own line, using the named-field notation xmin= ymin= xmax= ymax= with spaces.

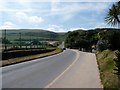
xmin=0 ymin=0 xmax=119 ymax=32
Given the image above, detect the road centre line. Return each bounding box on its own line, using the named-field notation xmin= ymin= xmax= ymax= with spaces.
xmin=44 ymin=49 xmax=80 ymax=88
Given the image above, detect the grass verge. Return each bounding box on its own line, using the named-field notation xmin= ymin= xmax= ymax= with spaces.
xmin=1 ymin=48 xmax=63 ymax=67
xmin=96 ymin=49 xmax=119 ymax=89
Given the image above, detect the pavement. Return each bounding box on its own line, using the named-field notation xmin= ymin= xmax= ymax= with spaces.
xmin=1 ymin=49 xmax=103 ymax=88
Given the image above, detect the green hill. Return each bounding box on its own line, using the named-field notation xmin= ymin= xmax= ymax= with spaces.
xmin=1 ymin=29 xmax=65 ymax=41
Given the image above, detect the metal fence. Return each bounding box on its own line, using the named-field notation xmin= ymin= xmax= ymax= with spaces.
xmin=1 ymin=30 xmax=58 ymax=51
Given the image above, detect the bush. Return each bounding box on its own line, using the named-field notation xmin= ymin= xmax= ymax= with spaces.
xmin=108 ymin=31 xmax=120 ymax=50
xmin=114 ymin=50 xmax=120 ymax=75
xmin=114 ymin=50 xmax=120 ymax=88
xmin=96 ymin=50 xmax=119 ymax=88
xmin=96 ymin=40 xmax=109 ymax=51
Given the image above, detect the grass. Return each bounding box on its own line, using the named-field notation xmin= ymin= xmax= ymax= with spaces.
xmin=1 ymin=48 xmax=63 ymax=67
xmin=7 ymin=35 xmax=50 ymax=41
xmin=96 ymin=49 xmax=119 ymax=89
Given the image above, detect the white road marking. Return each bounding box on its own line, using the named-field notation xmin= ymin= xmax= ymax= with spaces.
xmin=44 ymin=49 xmax=80 ymax=88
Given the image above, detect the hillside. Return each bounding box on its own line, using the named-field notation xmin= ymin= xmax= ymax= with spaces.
xmin=1 ymin=28 xmax=119 ymax=43
xmin=1 ymin=29 xmax=65 ymax=41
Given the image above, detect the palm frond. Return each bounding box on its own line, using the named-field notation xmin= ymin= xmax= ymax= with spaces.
xmin=105 ymin=2 xmax=120 ymax=27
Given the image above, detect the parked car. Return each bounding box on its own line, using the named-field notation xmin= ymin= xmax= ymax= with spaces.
xmin=63 ymin=48 xmax=66 ymax=50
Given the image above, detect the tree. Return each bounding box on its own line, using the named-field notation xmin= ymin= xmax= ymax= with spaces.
xmin=31 ymin=39 xmax=41 ymax=45
xmin=65 ymin=31 xmax=80 ymax=48
xmin=2 ymin=38 xmax=11 ymax=44
xmin=108 ymin=31 xmax=120 ymax=50
xmin=105 ymin=1 xmax=120 ymax=28
xmin=105 ymin=1 xmax=120 ymax=86
xmin=65 ymin=31 xmax=92 ymax=51
xmin=105 ymin=2 xmax=120 ymax=50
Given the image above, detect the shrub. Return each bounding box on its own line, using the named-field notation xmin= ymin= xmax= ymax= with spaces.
xmin=108 ymin=31 xmax=120 ymax=50
xmin=96 ymin=40 xmax=109 ymax=51
xmin=114 ymin=50 xmax=120 ymax=88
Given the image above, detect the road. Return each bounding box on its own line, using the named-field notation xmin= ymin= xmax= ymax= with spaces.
xmin=47 ymin=51 xmax=103 ymax=88
xmin=2 ymin=49 xmax=102 ymax=88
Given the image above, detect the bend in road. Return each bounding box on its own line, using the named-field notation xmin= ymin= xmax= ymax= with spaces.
xmin=2 ymin=49 xmax=77 ymax=88
xmin=2 ymin=49 xmax=102 ymax=88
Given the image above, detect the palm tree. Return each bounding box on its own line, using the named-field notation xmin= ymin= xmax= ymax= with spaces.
xmin=105 ymin=1 xmax=120 ymax=28
xmin=105 ymin=2 xmax=120 ymax=87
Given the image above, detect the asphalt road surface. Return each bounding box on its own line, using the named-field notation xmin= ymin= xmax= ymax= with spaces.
xmin=2 ymin=49 xmax=102 ymax=88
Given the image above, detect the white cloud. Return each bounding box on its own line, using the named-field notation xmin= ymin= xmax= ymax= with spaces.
xmin=51 ymin=3 xmax=109 ymax=15
xmin=15 ymin=11 xmax=43 ymax=23
xmin=62 ymin=14 xmax=74 ymax=22
xmin=29 ymin=16 xmax=43 ymax=23
xmin=1 ymin=0 xmax=117 ymax=2
xmin=69 ymin=27 xmax=88 ymax=31
xmin=16 ymin=0 xmax=32 ymax=5
xmin=0 ymin=0 xmax=34 ymax=12
xmin=16 ymin=11 xmax=28 ymax=20
xmin=0 ymin=21 xmax=18 ymax=29
xmin=94 ymin=22 xmax=117 ymax=28
xmin=95 ymin=23 xmax=107 ymax=28
xmin=49 ymin=2 xmax=110 ymax=21
xmin=46 ymin=24 xmax=66 ymax=32
xmin=0 ymin=1 xmax=116 ymax=30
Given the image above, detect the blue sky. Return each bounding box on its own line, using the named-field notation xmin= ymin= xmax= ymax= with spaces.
xmin=0 ymin=0 xmax=118 ymax=32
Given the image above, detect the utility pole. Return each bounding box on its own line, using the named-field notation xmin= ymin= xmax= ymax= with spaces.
xmin=30 ymin=32 xmax=32 ymax=49
xmin=19 ymin=32 xmax=22 ymax=49
xmin=37 ymin=34 xmax=39 ymax=48
xmin=4 ymin=29 xmax=7 ymax=51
